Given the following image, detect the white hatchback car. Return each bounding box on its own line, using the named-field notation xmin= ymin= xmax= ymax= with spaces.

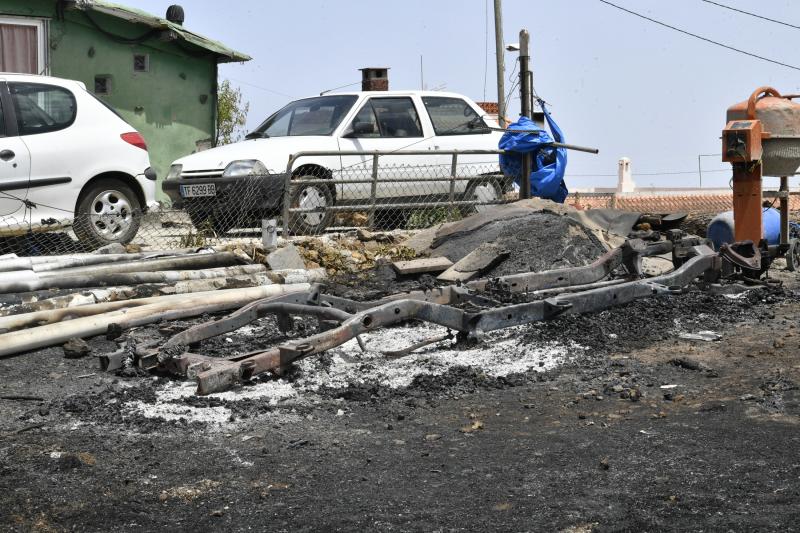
xmin=0 ymin=74 xmax=158 ymax=247
xmin=163 ymin=91 xmax=505 ymax=233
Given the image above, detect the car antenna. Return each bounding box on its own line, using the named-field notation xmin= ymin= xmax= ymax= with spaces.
xmin=319 ymin=81 xmax=361 ymax=96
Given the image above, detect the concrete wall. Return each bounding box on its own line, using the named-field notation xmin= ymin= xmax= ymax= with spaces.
xmin=1 ymin=0 xmax=217 ymax=201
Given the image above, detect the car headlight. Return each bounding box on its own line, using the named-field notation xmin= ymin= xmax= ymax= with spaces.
xmin=166 ymin=164 xmax=182 ymax=180
xmin=222 ymin=160 xmax=268 ymax=178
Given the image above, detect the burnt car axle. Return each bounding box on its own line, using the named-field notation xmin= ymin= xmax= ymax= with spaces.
xmin=137 ymin=238 xmax=720 ymax=395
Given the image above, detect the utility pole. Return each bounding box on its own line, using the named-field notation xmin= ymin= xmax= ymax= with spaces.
xmin=493 ymin=0 xmax=506 ymax=128
xmin=519 ymin=29 xmax=532 ymax=199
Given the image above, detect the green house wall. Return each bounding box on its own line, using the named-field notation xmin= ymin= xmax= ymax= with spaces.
xmin=1 ymin=0 xmax=219 ymax=201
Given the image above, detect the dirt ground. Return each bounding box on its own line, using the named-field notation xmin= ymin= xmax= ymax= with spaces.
xmin=1 ymin=262 xmax=799 ymax=531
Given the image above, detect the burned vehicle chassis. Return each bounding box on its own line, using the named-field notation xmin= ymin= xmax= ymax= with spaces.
xmin=133 ymin=237 xmax=721 ymax=395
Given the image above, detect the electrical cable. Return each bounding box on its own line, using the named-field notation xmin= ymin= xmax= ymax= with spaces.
xmin=570 ymin=168 xmax=730 ymax=177
xmin=598 ymin=0 xmax=800 ymax=71
xmin=226 ymin=77 xmax=294 ymax=99
xmin=700 ymin=0 xmax=800 ymax=31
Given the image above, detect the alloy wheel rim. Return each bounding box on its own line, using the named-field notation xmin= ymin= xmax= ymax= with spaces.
xmin=88 ymin=189 xmax=133 ymax=239
xmin=298 ymin=186 xmax=327 ymax=226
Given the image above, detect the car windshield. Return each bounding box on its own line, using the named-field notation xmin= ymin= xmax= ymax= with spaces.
xmin=248 ymin=95 xmax=358 ymax=138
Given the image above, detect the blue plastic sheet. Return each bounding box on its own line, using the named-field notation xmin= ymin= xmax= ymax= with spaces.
xmin=499 ymin=105 xmax=568 ymax=203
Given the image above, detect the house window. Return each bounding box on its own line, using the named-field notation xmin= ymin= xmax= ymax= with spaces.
xmin=133 ymin=53 xmax=149 ymax=72
xmin=94 ymin=75 xmax=112 ymax=95
xmin=0 ymin=16 xmax=48 ymax=75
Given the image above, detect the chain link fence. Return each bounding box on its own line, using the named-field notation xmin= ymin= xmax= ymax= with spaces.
xmin=0 ymin=150 xmax=517 ymax=256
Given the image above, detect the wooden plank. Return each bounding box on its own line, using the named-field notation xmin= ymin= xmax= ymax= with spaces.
xmin=437 ymin=243 xmax=509 ymax=282
xmin=392 ymin=257 xmax=453 ymax=275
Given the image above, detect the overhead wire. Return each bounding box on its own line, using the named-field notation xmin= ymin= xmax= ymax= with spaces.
xmin=597 ymin=0 xmax=800 ymax=71
xmin=570 ymin=168 xmax=730 ymax=177
xmin=226 ymin=77 xmax=294 ymax=99
xmin=700 ymin=0 xmax=800 ymax=31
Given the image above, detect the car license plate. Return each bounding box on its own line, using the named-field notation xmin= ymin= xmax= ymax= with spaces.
xmin=180 ymin=183 xmax=216 ymax=198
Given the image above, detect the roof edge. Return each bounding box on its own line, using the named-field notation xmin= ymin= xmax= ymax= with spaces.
xmin=74 ymin=0 xmax=251 ymax=63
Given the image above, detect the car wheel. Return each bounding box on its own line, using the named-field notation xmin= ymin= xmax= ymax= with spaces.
xmin=288 ymin=178 xmax=334 ymax=235
xmin=74 ymin=179 xmax=142 ymax=247
xmin=461 ymin=177 xmax=503 ymax=216
xmin=185 ymin=204 xmax=236 ymax=236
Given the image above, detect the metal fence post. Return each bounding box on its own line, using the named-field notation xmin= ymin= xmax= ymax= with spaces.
xmin=282 ymin=155 xmax=294 ymax=237
xmin=449 ymin=153 xmax=458 ymax=207
xmin=368 ymin=153 xmax=379 ymax=229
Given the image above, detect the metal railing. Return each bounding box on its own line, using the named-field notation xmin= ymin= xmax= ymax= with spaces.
xmin=282 ymin=149 xmax=513 ymax=236
xmin=0 ymin=150 xmax=517 ymax=256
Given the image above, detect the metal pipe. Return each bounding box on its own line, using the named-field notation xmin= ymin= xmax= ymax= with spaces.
xmin=449 ymin=153 xmax=458 ymax=205
xmin=289 ymin=199 xmax=507 ymax=213
xmin=283 ymin=154 xmax=294 ymax=237
xmin=368 ymin=153 xmax=379 ymax=228
xmin=287 ymin=175 xmax=497 ymax=185
xmin=780 ymin=175 xmax=790 ymax=246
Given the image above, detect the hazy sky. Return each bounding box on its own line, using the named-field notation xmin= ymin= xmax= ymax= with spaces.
xmin=129 ymin=0 xmax=799 ymax=189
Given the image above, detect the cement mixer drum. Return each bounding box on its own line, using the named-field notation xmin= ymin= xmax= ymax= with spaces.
xmin=727 ymin=87 xmax=800 ymax=176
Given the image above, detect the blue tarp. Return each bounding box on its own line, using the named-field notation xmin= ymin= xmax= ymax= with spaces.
xmin=499 ymin=104 xmax=568 ymax=203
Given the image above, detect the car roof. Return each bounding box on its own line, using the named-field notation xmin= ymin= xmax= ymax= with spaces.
xmin=0 ymin=73 xmax=86 ymax=90
xmin=302 ymin=90 xmax=477 ymax=100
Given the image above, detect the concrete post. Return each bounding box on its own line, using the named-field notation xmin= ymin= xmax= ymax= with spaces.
xmin=519 ymin=29 xmax=532 ymax=200
xmin=493 ymin=0 xmax=506 ymax=128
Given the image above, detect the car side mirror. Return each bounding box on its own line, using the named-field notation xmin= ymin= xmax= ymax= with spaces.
xmin=347 ymin=122 xmax=375 ymax=137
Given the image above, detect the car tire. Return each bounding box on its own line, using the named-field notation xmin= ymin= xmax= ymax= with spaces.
xmin=288 ymin=177 xmax=334 ymax=235
xmin=185 ymin=204 xmax=236 ymax=236
xmin=461 ymin=177 xmax=504 ymax=217
xmin=73 ymin=179 xmax=142 ymax=248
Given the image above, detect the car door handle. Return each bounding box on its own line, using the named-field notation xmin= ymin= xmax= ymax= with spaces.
xmin=0 ymin=149 xmax=15 ymax=161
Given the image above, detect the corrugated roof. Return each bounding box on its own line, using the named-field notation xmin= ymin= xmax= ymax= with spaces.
xmin=74 ymin=0 xmax=251 ymax=63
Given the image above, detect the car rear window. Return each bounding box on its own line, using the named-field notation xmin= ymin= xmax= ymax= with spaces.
xmin=422 ymin=96 xmax=488 ymax=135
xmin=9 ymin=82 xmax=77 ymax=136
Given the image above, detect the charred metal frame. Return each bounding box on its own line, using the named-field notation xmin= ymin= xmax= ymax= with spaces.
xmin=137 ymin=239 xmax=721 ymax=395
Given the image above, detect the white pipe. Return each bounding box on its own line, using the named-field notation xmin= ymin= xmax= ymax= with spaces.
xmin=0 ymin=284 xmax=311 ymax=356
xmin=0 ymin=263 xmax=266 ymax=294
xmin=36 ymin=252 xmax=241 ymax=279
xmin=0 ymin=279 xmax=283 ymax=332
xmin=0 ymin=273 xmax=270 ymax=317
xmin=0 ymin=250 xmax=198 ymax=273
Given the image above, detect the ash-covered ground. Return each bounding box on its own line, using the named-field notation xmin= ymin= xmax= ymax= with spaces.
xmin=2 ymin=270 xmax=799 ymax=531
xmin=2 ymin=205 xmax=800 ymax=531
